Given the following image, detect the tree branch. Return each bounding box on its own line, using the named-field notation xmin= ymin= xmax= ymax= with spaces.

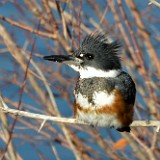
xmin=0 ymin=96 xmax=160 ymax=129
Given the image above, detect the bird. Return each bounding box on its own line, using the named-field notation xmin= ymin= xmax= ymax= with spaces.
xmin=43 ymin=33 xmax=136 ymax=132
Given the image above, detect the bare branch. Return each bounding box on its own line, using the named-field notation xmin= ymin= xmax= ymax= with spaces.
xmin=1 ymin=96 xmax=159 ymax=128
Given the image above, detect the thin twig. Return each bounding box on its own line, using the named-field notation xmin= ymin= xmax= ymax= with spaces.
xmin=38 ymin=119 xmax=47 ymax=132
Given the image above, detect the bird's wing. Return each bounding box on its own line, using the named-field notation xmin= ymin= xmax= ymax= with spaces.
xmin=115 ymin=71 xmax=136 ymax=105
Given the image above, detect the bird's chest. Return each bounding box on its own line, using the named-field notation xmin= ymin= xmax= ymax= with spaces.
xmin=74 ymin=78 xmax=123 ymax=128
xmin=74 ymin=78 xmax=115 ymax=108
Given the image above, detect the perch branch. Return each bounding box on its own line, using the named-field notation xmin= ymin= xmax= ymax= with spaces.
xmin=0 ymin=96 xmax=160 ymax=128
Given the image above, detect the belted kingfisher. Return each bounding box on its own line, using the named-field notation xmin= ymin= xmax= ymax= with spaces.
xmin=43 ymin=33 xmax=136 ymax=132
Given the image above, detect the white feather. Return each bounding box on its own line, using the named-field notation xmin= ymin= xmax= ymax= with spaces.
xmin=75 ymin=93 xmax=92 ymax=108
xmin=70 ymin=65 xmax=120 ymax=78
xmin=93 ymin=91 xmax=115 ymax=107
xmin=75 ymin=91 xmax=115 ymax=108
xmin=76 ymin=110 xmax=121 ymax=128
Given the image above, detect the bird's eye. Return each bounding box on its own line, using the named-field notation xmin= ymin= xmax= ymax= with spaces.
xmin=79 ymin=53 xmax=84 ymax=57
xmin=85 ymin=54 xmax=94 ymax=60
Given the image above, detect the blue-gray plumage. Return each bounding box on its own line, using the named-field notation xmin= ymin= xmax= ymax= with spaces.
xmin=75 ymin=71 xmax=136 ymax=105
xmin=43 ymin=33 xmax=136 ymax=132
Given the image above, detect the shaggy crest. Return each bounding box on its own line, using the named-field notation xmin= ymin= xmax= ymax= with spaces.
xmin=81 ymin=33 xmax=120 ymax=56
xmin=74 ymin=33 xmax=122 ymax=71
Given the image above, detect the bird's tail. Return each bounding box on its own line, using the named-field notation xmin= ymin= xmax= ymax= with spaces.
xmin=116 ymin=126 xmax=131 ymax=132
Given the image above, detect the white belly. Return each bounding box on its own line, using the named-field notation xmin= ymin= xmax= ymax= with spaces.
xmin=74 ymin=90 xmax=121 ymax=129
xmin=76 ymin=110 xmax=121 ymax=129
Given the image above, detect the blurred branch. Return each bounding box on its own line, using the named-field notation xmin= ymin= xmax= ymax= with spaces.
xmin=1 ymin=96 xmax=160 ymax=129
xmin=42 ymin=0 xmax=58 ymax=31
xmin=149 ymin=0 xmax=160 ymax=8
xmin=0 ymin=16 xmax=57 ymax=39
xmin=117 ymin=0 xmax=158 ymax=116
xmin=0 ymin=111 xmax=18 ymax=160
xmin=0 ymin=19 xmax=81 ymax=160
xmin=0 ymin=19 xmax=41 ymax=160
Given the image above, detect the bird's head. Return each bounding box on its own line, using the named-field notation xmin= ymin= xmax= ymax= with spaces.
xmin=43 ymin=33 xmax=121 ymax=78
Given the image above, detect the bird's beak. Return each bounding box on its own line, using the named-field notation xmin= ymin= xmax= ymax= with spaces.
xmin=43 ymin=55 xmax=83 ymax=66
